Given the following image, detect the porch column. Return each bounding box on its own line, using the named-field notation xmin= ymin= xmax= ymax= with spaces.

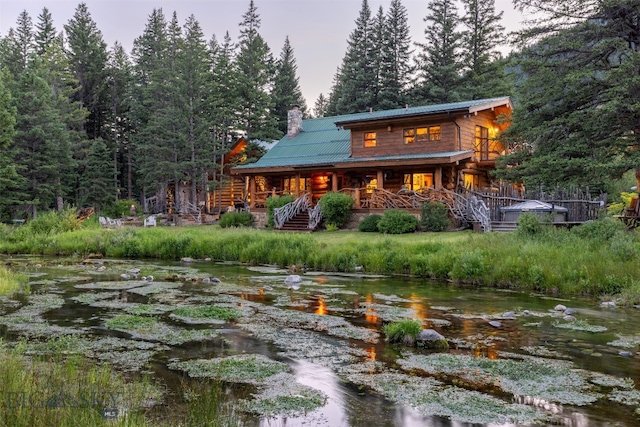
xmin=295 ymin=173 xmax=301 ymax=197
xmin=331 ymin=172 xmax=338 ymax=192
xmin=354 ymin=188 xmax=361 ymax=208
xmin=376 ymin=170 xmax=384 ymax=189
xmin=435 ymin=167 xmax=443 ymax=190
xmin=249 ymin=176 xmax=256 ymax=209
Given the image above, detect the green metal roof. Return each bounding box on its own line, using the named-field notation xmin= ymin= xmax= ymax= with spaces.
xmin=334 ymin=97 xmax=511 ymax=125
xmin=234 ymin=97 xmax=509 ymax=171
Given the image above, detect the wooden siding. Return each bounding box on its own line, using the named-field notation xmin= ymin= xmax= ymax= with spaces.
xmin=350 ymin=121 xmax=458 ymax=158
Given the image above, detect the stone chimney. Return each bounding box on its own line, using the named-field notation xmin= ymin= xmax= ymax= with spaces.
xmin=287 ymin=104 xmax=303 ymax=138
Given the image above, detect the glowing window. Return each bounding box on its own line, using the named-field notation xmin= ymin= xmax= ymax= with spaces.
xmin=403 ymin=126 xmax=440 ymax=143
xmin=403 ymin=173 xmax=434 ymax=190
xmin=364 ymin=132 xmax=377 ymax=147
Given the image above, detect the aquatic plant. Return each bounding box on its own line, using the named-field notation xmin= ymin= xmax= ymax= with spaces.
xmin=397 ymin=353 xmax=601 ymax=406
xmin=0 ymin=339 xmax=162 ymax=427
xmin=172 ymin=305 xmax=241 ymax=321
xmin=241 ymin=373 xmax=327 ymax=417
xmin=383 ymin=319 xmax=422 ymax=345
xmin=340 ymin=366 xmax=544 ymax=425
xmin=179 ymin=379 xmax=241 ymax=427
xmin=0 ymin=265 xmax=27 ymax=296
xmin=169 ymin=354 xmax=289 ymax=384
xmin=552 ymin=319 xmax=608 ymax=333
xmin=106 ymin=315 xmax=158 ymax=331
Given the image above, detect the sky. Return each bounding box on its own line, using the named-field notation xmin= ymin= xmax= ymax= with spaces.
xmin=0 ymin=0 xmax=526 ymax=107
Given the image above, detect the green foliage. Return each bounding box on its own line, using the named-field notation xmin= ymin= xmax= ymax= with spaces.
xmin=102 ymin=199 xmax=142 ymax=218
xmin=173 ymin=306 xmax=241 ymax=321
xmin=450 ymin=249 xmax=488 ymax=282
xmin=383 ymin=320 xmax=422 ymax=345
xmin=515 ymin=213 xmax=543 ymax=237
xmin=420 ymin=202 xmax=451 ymax=232
xmin=377 ymin=209 xmax=419 ymax=234
xmin=318 ymin=192 xmax=354 ymax=229
xmin=218 ymin=211 xmax=255 ymax=228
xmin=358 ymin=214 xmax=382 ymax=232
xmin=0 ymin=340 xmax=158 ymax=427
xmin=495 ymin=1 xmax=640 ymax=190
xmin=106 ymin=315 xmax=157 ymax=330
xmin=0 ymin=265 xmax=27 ymax=296
xmin=266 ymin=195 xmax=295 ymax=228
xmin=571 ymin=217 xmax=628 ymax=242
xmin=10 ymin=209 xmax=82 ymax=241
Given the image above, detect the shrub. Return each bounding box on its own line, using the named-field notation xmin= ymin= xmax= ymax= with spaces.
xmin=218 ymin=211 xmax=255 ymax=228
xmin=102 ymin=199 xmax=141 ymax=218
xmin=377 ymin=209 xmax=419 ymax=234
xmin=318 ymin=192 xmax=354 ymax=229
xmin=420 ymin=202 xmax=451 ymax=232
xmin=358 ymin=214 xmax=382 ymax=232
xmin=383 ymin=320 xmax=422 ymax=346
xmin=572 ymin=217 xmax=628 ymax=242
xmin=266 ymin=195 xmax=295 ymax=228
xmin=11 ymin=209 xmax=83 ymax=241
xmin=515 ymin=213 xmax=543 ymax=237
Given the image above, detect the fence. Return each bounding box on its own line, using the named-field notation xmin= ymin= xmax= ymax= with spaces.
xmin=462 ymin=185 xmax=606 ymax=222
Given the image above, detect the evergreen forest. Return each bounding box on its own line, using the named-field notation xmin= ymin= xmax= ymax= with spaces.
xmin=0 ymin=0 xmax=638 ymax=221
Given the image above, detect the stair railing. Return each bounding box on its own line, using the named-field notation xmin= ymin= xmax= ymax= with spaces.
xmin=308 ymin=203 xmax=323 ymax=230
xmin=274 ymin=193 xmax=311 ymax=229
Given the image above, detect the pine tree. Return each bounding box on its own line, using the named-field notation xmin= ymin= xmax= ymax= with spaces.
xmin=79 ymin=138 xmax=112 ymax=210
xmin=34 ymin=7 xmax=58 ymax=55
xmin=12 ymin=63 xmax=75 ymax=211
xmin=378 ymin=0 xmax=413 ymax=110
xmin=64 ymin=2 xmax=109 ymax=140
xmin=460 ymin=0 xmax=510 ymax=99
xmin=272 ymin=36 xmax=307 ymax=134
xmin=130 ymin=8 xmax=174 ymax=204
xmin=105 ymin=42 xmax=134 ymax=200
xmin=414 ymin=0 xmax=463 ymax=104
xmin=236 ymin=0 xmax=278 ymax=141
xmin=313 ymin=93 xmax=329 ymax=118
xmin=327 ymin=0 xmax=377 ymax=115
xmin=181 ymin=14 xmax=212 ymax=206
xmin=495 ymin=0 xmax=640 ymax=191
xmin=15 ymin=11 xmax=34 ymax=71
xmin=0 ymin=70 xmax=22 ymax=219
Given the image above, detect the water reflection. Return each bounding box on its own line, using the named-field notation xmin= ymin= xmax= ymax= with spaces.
xmin=3 ymin=257 xmax=640 ymax=426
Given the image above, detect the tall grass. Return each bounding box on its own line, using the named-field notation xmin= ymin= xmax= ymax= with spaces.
xmin=1 ymin=216 xmax=640 ymax=297
xmin=0 ymin=340 xmax=156 ymax=427
xmin=0 ymin=265 xmax=27 ymax=296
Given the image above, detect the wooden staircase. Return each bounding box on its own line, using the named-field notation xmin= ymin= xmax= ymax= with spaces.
xmin=278 ymin=211 xmax=312 ymax=232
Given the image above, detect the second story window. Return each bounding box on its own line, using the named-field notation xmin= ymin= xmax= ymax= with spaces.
xmin=364 ymin=131 xmax=377 ymax=147
xmin=404 ymin=126 xmax=441 ymax=144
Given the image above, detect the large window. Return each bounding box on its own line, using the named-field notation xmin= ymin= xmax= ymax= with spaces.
xmin=475 ymin=126 xmax=489 ymax=161
xmin=364 ymin=132 xmax=377 ymax=147
xmin=403 ymin=126 xmax=441 ymax=144
xmin=283 ymin=177 xmax=309 ymax=193
xmin=403 ymin=173 xmax=434 ymax=190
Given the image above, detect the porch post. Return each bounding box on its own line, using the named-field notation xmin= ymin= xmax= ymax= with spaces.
xmin=354 ymin=188 xmax=361 ymax=208
xmin=435 ymin=167 xmax=443 ymax=190
xmin=376 ymin=170 xmax=384 ymax=189
xmin=249 ymin=176 xmax=256 ymax=209
xmin=331 ymin=172 xmax=338 ymax=192
xmin=295 ymin=173 xmax=301 ymax=197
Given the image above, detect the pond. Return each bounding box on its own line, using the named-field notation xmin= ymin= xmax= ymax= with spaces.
xmin=1 ymin=255 xmax=639 ymax=426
